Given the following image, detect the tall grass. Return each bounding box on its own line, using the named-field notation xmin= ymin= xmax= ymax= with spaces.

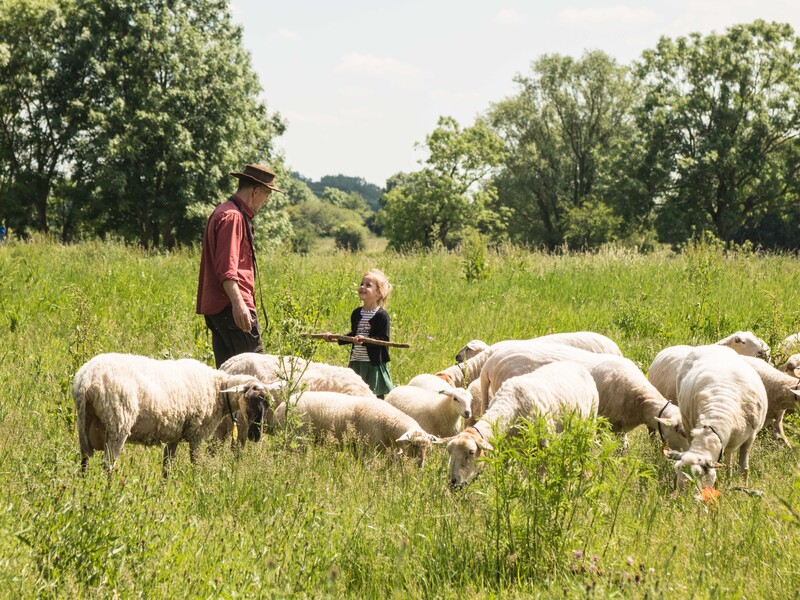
xmin=0 ymin=237 xmax=799 ymax=597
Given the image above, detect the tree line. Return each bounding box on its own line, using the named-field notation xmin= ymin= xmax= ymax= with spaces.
xmin=2 ymin=2 xmax=799 ymax=252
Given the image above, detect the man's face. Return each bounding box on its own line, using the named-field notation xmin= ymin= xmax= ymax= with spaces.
xmin=253 ymin=186 xmax=272 ymax=211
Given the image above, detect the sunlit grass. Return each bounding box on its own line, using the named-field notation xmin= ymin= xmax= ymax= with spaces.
xmin=0 ymin=237 xmax=798 ymax=597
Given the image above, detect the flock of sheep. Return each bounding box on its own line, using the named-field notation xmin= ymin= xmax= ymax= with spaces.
xmin=72 ymin=330 xmax=800 ymax=495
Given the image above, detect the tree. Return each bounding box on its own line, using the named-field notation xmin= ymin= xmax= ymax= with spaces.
xmin=488 ymin=51 xmax=638 ymax=248
xmin=378 ymin=116 xmax=505 ymax=250
xmin=636 ymin=20 xmax=800 ymax=244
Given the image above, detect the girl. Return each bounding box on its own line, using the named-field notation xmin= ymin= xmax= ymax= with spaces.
xmin=324 ymin=269 xmax=394 ymax=398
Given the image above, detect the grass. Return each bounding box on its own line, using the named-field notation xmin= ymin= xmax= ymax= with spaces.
xmin=0 ymin=236 xmax=799 ymax=597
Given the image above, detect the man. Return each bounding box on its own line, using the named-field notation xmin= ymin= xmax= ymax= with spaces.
xmin=197 ymin=163 xmax=284 ymax=367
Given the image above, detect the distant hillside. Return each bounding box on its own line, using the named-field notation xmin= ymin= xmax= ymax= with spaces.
xmin=292 ymin=172 xmax=383 ymax=211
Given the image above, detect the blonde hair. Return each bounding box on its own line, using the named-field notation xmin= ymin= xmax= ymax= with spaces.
xmin=364 ymin=268 xmax=392 ymax=307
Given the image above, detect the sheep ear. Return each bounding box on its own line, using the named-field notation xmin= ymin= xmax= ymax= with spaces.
xmin=655 ymin=416 xmax=673 ymax=428
xmin=396 ymin=431 xmax=415 ymax=443
xmin=712 ymin=461 xmax=726 ymax=468
xmin=791 ymin=388 xmax=800 ymax=399
xmin=478 ymin=439 xmax=493 ymax=452
xmin=663 ymin=448 xmax=683 ymax=461
xmin=220 ymin=384 xmax=246 ymax=394
xmin=438 ymin=389 xmax=453 ymax=396
xmin=432 ymin=436 xmax=452 ymax=445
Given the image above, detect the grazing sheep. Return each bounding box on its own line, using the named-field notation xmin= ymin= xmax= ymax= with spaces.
xmin=778 ymin=354 xmax=800 ymax=378
xmin=476 ymin=343 xmax=689 ymax=451
xmin=273 ymin=391 xmax=440 ymax=465
xmin=740 ymin=356 xmax=800 ymax=447
xmin=438 ymin=331 xmax=622 ymax=388
xmin=72 ymin=353 xmax=277 ymax=475
xmin=444 ymin=361 xmax=599 ymax=487
xmin=648 ymin=332 xmax=771 ymax=403
xmin=666 ymin=345 xmax=768 ymax=490
xmin=216 ymin=352 xmax=374 ymax=439
xmin=454 ymin=339 xmax=490 ymax=363
xmin=779 ymin=332 xmax=800 ymax=357
xmin=384 ymin=385 xmax=472 ymax=437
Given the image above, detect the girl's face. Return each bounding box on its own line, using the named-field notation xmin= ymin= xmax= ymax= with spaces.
xmin=358 ymin=276 xmax=382 ymax=307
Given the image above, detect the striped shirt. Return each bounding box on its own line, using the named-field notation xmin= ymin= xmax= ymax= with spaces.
xmin=350 ymin=307 xmax=377 ymax=362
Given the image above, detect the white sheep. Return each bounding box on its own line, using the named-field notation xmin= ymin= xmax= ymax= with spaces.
xmin=72 ymin=353 xmax=277 ymax=475
xmin=454 ymin=339 xmax=490 ymax=363
xmin=666 ymin=345 xmax=768 ymax=490
xmin=406 ymin=373 xmax=455 ymax=393
xmin=476 ymin=343 xmax=689 ymax=451
xmin=437 ymin=331 xmax=622 ymax=388
xmin=778 ymin=354 xmax=800 ymax=378
xmin=216 ymin=352 xmax=375 ymax=439
xmin=648 ymin=331 xmax=771 ymax=402
xmin=384 ymin=385 xmax=472 ymax=437
xmin=740 ymin=356 xmax=800 ymax=447
xmin=444 ymin=361 xmax=599 ymax=487
xmin=273 ymin=391 xmax=440 ymax=465
xmin=779 ymin=332 xmax=800 ymax=357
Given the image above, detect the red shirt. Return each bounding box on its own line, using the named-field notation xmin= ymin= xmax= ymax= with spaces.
xmin=196 ymin=196 xmax=255 ymax=315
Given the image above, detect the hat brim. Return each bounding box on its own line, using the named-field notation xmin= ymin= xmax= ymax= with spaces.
xmin=230 ymin=171 xmax=285 ymax=193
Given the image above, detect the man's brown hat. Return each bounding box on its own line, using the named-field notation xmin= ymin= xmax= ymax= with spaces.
xmin=230 ymin=164 xmax=285 ymax=193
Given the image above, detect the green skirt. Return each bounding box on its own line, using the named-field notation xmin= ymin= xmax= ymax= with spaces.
xmin=349 ymin=361 xmax=394 ymax=396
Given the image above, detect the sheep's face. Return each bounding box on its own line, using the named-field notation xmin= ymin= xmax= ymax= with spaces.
xmin=455 ymin=339 xmax=488 ymax=363
xmin=655 ymin=412 xmax=690 ymax=451
xmin=667 ymin=449 xmax=718 ymax=490
xmin=720 ymin=331 xmax=770 ymax=359
xmin=241 ymin=383 xmax=270 ymax=442
xmin=443 ymin=388 xmax=472 ymax=420
xmin=396 ymin=429 xmax=438 ymax=466
xmin=446 ymin=430 xmax=493 ymax=488
xmin=778 ymin=354 xmax=800 ymax=378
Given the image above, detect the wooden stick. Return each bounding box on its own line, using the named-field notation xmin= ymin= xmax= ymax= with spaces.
xmin=303 ymin=333 xmax=410 ymax=348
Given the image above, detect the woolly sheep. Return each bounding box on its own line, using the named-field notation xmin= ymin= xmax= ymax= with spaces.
xmin=438 ymin=331 xmax=623 ymax=388
xmin=407 ymin=373 xmax=455 ymax=393
xmin=648 ymin=332 xmax=771 ymax=402
xmin=273 ymin=391 xmax=440 ymax=465
xmin=778 ymin=354 xmax=800 ymax=378
xmin=72 ymin=353 xmax=277 ymax=475
xmin=384 ymin=385 xmax=472 ymax=437
xmin=477 ymin=343 xmax=689 ymax=451
xmin=216 ymin=352 xmax=375 ymax=439
xmin=779 ymin=332 xmax=800 ymax=357
xmin=740 ymin=356 xmax=800 ymax=447
xmin=666 ymin=345 xmax=768 ymax=490
xmin=444 ymin=361 xmax=599 ymax=487
xmin=454 ymin=339 xmax=490 ymax=363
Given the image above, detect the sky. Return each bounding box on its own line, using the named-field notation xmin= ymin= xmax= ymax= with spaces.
xmin=229 ymin=1 xmax=800 ymax=187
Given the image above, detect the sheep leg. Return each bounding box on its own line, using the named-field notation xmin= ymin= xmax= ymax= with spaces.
xmin=738 ymin=439 xmax=754 ymax=488
xmin=772 ymin=411 xmax=791 ymax=448
xmin=162 ymin=442 xmax=179 ymax=477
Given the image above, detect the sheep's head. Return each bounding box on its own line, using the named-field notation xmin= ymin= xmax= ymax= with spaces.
xmin=665 ymin=448 xmax=723 ymax=490
xmin=455 ymin=339 xmax=489 ymax=363
xmin=222 ymin=380 xmax=283 ymax=444
xmin=719 ymin=331 xmax=770 ymax=359
xmin=778 ymin=354 xmax=800 ymax=378
xmin=654 ymin=406 xmax=690 ymax=451
xmin=396 ymin=429 xmax=441 ymax=466
xmin=442 ymin=428 xmax=493 ymax=488
xmin=440 ymin=388 xmax=472 ymax=420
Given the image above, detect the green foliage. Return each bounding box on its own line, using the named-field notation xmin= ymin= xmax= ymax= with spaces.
xmin=563 ymin=199 xmax=624 ymax=249
xmin=332 ymin=221 xmax=366 ymax=252
xmin=636 ymin=20 xmax=800 ymax=244
xmin=287 ymin=198 xmax=366 ymax=239
xmin=460 ymin=227 xmax=490 ymax=281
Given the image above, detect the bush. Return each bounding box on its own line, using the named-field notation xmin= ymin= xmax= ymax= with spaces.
xmin=332 ymin=222 xmax=366 ymax=252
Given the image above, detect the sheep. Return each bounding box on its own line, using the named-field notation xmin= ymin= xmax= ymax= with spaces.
xmin=475 ymin=343 xmax=689 ymax=451
xmin=384 ymin=385 xmax=472 ymax=437
xmin=72 ymin=353 xmax=278 ymax=475
xmin=779 ymin=332 xmax=800 ymax=357
xmin=216 ymin=352 xmax=375 ymax=439
xmin=740 ymin=356 xmax=800 ymax=447
xmin=437 ymin=331 xmax=623 ymax=387
xmin=273 ymin=391 xmax=440 ymax=465
xmin=778 ymin=354 xmax=800 ymax=378
xmin=444 ymin=361 xmax=599 ymax=488
xmin=666 ymin=345 xmax=768 ymax=490
xmin=454 ymin=339 xmax=490 ymax=363
xmin=648 ymin=331 xmax=771 ymax=402
xmin=407 ymin=373 xmax=455 ymax=393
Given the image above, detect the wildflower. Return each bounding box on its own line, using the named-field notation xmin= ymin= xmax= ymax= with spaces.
xmin=573 ymin=550 xmax=583 ymax=559
xmin=627 ymin=556 xmax=634 ymax=567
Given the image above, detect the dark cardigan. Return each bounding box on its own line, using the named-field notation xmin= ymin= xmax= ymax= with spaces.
xmin=340 ymin=306 xmax=391 ymax=366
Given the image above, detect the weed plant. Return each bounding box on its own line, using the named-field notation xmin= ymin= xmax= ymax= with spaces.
xmin=0 ymin=237 xmax=798 ymax=597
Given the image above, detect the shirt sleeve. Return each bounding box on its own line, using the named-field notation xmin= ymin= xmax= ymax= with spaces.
xmin=212 ymin=211 xmax=245 ymax=283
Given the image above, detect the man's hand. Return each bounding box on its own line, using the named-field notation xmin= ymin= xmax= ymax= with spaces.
xmin=223 ymin=279 xmax=252 ymax=332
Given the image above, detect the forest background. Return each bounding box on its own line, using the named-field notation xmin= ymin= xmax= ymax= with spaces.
xmin=2 ymin=0 xmax=800 ymax=254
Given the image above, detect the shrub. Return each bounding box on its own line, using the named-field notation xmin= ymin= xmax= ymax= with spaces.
xmin=332 ymin=222 xmax=366 ymax=252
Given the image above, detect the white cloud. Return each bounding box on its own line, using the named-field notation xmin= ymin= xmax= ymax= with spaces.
xmin=278 ymin=28 xmax=302 ymax=41
xmin=559 ymin=5 xmax=659 ymax=26
xmin=495 ymin=8 xmax=525 ymax=25
xmin=335 ymin=53 xmax=424 ymax=88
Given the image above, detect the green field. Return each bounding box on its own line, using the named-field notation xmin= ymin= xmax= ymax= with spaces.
xmin=1 ymin=238 xmax=799 ymax=598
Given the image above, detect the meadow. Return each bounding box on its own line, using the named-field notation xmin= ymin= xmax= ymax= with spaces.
xmin=0 ymin=237 xmax=799 ymax=598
